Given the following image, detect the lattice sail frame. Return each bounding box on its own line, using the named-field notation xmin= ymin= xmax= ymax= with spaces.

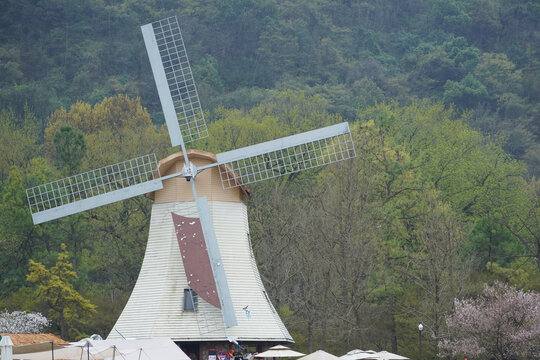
xmin=142 ymin=16 xmax=208 ymax=146
xmin=26 ymin=154 xmax=162 ymax=224
xmin=215 ymin=122 xmax=356 ymax=189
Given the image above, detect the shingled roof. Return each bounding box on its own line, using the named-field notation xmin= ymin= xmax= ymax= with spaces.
xmin=1 ymin=333 xmax=68 ymax=346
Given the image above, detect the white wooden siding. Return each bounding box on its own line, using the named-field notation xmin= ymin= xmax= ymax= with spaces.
xmin=108 ymin=200 xmax=292 ymax=342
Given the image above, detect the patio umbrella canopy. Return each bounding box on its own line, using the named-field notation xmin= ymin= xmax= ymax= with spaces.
xmin=374 ymin=351 xmax=408 ymax=360
xmin=339 ymin=350 xmax=408 ymax=360
xmin=255 ymin=345 xmax=305 ymax=358
xmin=339 ymin=350 xmax=379 ymax=360
xmin=298 ymin=350 xmax=339 ymax=360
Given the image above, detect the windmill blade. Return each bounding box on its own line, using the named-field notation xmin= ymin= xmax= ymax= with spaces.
xmin=215 ymin=122 xmax=356 ymax=189
xmin=195 ymin=196 xmax=238 ymax=328
xmin=141 ymin=16 xmax=208 ymax=147
xmin=26 ymin=154 xmax=162 ymax=225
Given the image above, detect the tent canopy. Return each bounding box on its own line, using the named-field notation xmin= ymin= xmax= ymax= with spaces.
xmin=339 ymin=350 xmax=378 ymax=360
xmin=297 ymin=350 xmax=339 ymax=360
xmin=255 ymin=345 xmax=305 ymax=358
xmin=373 ymin=351 xmax=408 ymax=360
xmin=339 ymin=349 xmax=408 ymax=360
xmin=12 ymin=338 xmax=190 ymax=360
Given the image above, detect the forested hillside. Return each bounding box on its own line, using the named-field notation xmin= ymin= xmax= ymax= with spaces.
xmin=0 ymin=0 xmax=539 ymax=359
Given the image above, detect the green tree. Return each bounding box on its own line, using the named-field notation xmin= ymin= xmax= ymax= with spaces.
xmin=353 ymin=120 xmax=423 ymax=355
xmin=193 ymin=54 xmax=225 ymax=94
xmin=474 ymin=53 xmax=523 ymax=101
xmin=206 ymin=90 xmax=341 ymax=153
xmin=467 ymin=0 xmax=502 ymax=48
xmin=442 ymin=37 xmax=480 ymax=75
xmin=27 ymin=243 xmax=96 ymax=340
xmin=402 ymin=193 xmax=470 ymax=358
xmin=361 ymin=101 xmax=526 ymax=218
xmin=497 ymin=178 xmax=540 ymax=270
xmin=0 ymin=159 xmax=56 ymax=297
xmin=466 ymin=218 xmax=524 ymax=269
xmin=53 ymin=125 xmax=87 ymax=174
xmin=44 ymin=95 xmax=156 ymax=158
xmin=430 ymin=0 xmax=471 ymax=35
xmin=487 ymin=261 xmax=540 ymax=292
xmin=443 ymin=74 xmax=489 ymax=108
xmin=0 ymin=106 xmax=41 ymax=183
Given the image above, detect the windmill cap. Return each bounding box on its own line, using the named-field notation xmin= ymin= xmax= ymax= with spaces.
xmin=146 ymin=149 xmax=250 ymax=201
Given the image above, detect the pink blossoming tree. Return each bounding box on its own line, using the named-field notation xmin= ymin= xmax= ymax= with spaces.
xmin=439 ymin=282 xmax=540 ymax=360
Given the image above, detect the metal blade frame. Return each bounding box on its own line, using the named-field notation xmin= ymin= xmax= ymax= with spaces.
xmin=195 ymin=196 xmax=238 ymax=328
xmin=26 ymin=154 xmax=161 ymax=224
xmin=215 ymin=122 xmax=356 ymax=189
xmin=141 ymin=16 xmax=208 ymax=146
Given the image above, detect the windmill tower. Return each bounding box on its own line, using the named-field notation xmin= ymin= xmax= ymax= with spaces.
xmin=25 ymin=16 xmax=356 ymax=358
xmin=108 ymin=150 xmax=293 ymax=352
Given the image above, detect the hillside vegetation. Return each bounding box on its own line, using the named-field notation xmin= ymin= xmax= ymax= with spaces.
xmin=0 ymin=0 xmax=539 ymax=358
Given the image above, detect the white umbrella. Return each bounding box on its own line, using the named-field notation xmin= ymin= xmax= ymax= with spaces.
xmin=0 ymin=335 xmax=14 ymax=360
xmin=373 ymin=351 xmax=408 ymax=360
xmin=298 ymin=350 xmax=339 ymax=360
xmin=340 ymin=350 xmax=378 ymax=360
xmin=255 ymin=345 xmax=305 ymax=358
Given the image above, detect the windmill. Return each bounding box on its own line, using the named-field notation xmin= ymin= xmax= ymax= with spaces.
xmin=26 ymin=16 xmax=355 ymax=352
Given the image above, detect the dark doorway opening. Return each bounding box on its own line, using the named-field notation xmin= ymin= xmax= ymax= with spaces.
xmin=178 ymin=342 xmax=200 ymax=360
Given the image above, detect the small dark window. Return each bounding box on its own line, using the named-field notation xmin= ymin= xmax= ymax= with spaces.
xmin=184 ymin=289 xmax=198 ymax=312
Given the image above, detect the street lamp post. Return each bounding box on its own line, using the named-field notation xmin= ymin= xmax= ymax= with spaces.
xmin=418 ymin=323 xmax=423 ymax=360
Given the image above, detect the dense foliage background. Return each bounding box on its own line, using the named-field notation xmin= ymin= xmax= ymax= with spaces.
xmin=0 ymin=0 xmax=539 ymax=359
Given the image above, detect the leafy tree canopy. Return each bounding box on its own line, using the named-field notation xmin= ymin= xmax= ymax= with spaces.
xmin=27 ymin=244 xmax=97 ymax=340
